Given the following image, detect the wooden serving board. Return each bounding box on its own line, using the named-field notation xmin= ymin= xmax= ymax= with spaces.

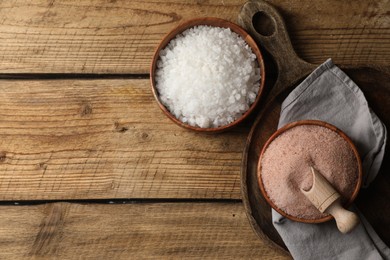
xmin=238 ymin=0 xmax=390 ymax=255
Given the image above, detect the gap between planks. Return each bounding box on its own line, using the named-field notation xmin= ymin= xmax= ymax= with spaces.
xmin=0 ymin=198 xmax=242 ymax=206
xmin=0 ymin=73 xmax=149 ymax=80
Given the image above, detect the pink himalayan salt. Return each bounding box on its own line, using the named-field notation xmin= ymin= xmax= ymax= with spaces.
xmin=260 ymin=125 xmax=359 ymax=219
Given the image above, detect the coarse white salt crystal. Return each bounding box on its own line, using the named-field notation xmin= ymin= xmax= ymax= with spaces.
xmin=155 ymin=25 xmax=261 ymax=128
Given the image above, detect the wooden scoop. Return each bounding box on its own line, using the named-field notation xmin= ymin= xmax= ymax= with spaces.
xmin=301 ymin=167 xmax=360 ymax=234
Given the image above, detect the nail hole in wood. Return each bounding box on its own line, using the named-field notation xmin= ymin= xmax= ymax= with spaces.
xmin=0 ymin=151 xmax=6 ymax=162
xmin=80 ymin=102 xmax=93 ymax=116
xmin=114 ymin=122 xmax=129 ymax=133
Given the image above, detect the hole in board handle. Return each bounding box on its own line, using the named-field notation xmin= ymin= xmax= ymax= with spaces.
xmin=252 ymin=11 xmax=275 ymax=37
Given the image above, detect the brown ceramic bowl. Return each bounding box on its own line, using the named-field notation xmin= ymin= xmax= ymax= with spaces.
xmin=150 ymin=17 xmax=265 ymax=133
xmin=257 ymin=120 xmax=363 ymax=223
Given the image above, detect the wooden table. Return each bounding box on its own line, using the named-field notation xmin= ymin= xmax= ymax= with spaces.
xmin=0 ymin=1 xmax=388 ymax=258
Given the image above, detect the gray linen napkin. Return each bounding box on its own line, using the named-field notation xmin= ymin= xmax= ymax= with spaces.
xmin=274 ymin=59 xmax=389 ymax=260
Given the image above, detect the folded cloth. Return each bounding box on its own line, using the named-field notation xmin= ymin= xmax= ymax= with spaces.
xmin=273 ymin=59 xmax=389 ymax=260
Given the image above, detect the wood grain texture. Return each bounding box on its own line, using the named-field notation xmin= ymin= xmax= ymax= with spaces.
xmin=268 ymin=0 xmax=390 ymax=69
xmin=0 ymin=79 xmax=247 ymax=200
xmin=0 ymin=0 xmax=244 ymax=74
xmin=0 ymin=202 xmax=290 ymax=259
xmin=0 ymin=0 xmax=388 ymax=74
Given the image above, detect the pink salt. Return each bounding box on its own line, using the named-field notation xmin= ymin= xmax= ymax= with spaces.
xmin=260 ymin=125 xmax=359 ymax=219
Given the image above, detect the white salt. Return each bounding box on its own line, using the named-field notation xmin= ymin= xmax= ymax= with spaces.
xmin=155 ymin=25 xmax=261 ymax=128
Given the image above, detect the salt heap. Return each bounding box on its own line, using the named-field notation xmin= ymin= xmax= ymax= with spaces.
xmin=260 ymin=125 xmax=359 ymax=219
xmin=155 ymin=25 xmax=261 ymax=128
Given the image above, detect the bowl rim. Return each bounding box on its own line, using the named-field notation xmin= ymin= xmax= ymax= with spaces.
xmin=150 ymin=17 xmax=266 ymax=133
xmin=257 ymin=119 xmax=363 ymax=223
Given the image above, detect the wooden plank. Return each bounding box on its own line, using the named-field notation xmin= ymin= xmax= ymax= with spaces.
xmin=0 ymin=0 xmax=244 ymax=74
xmin=0 ymin=79 xmax=247 ymax=200
xmin=0 ymin=202 xmax=290 ymax=259
xmin=0 ymin=0 xmax=388 ymax=74
xmin=268 ymin=0 xmax=390 ymax=69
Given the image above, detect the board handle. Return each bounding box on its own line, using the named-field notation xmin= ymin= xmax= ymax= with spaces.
xmin=238 ymin=0 xmax=316 ymax=98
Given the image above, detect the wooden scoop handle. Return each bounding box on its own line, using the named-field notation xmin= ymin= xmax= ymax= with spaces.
xmin=326 ymin=199 xmax=360 ymax=234
xmin=302 ymin=167 xmax=359 ymax=234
